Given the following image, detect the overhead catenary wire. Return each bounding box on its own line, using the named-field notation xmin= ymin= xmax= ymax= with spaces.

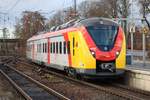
xmin=7 ymin=0 xmax=21 ymax=13
xmin=0 ymin=0 xmax=21 ymax=38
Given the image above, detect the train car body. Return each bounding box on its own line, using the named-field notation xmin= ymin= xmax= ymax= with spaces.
xmin=27 ymin=17 xmax=126 ymax=78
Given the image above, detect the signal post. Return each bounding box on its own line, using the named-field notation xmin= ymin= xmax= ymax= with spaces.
xmin=129 ymin=23 xmax=135 ymax=65
xmin=142 ymin=26 xmax=149 ymax=66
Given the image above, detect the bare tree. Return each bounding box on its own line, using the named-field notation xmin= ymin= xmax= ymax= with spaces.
xmin=139 ymin=0 xmax=150 ymax=29
xmin=46 ymin=7 xmax=79 ymax=29
xmin=78 ymin=0 xmax=118 ymax=18
xmin=14 ymin=11 xmax=46 ymax=40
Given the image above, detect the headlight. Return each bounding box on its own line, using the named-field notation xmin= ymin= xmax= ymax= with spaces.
xmin=90 ymin=50 xmax=95 ymax=58
xmin=116 ymin=51 xmax=120 ymax=57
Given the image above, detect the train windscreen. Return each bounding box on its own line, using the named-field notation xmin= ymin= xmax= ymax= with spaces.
xmin=86 ymin=25 xmax=118 ymax=51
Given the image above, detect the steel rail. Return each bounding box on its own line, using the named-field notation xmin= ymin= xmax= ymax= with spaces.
xmin=7 ymin=64 xmax=70 ymax=100
xmin=0 ymin=64 xmax=70 ymax=100
xmin=111 ymin=83 xmax=150 ymax=97
xmin=18 ymin=61 xmax=147 ymax=100
xmin=0 ymin=69 xmax=32 ymax=100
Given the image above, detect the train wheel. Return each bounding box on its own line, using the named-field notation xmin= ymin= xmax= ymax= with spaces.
xmin=65 ymin=67 xmax=77 ymax=78
xmin=76 ymin=74 xmax=83 ymax=80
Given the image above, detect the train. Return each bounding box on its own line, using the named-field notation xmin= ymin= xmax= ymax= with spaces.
xmin=27 ymin=17 xmax=126 ymax=78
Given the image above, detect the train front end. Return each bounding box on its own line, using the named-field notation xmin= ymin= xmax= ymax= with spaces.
xmin=78 ymin=18 xmax=126 ymax=77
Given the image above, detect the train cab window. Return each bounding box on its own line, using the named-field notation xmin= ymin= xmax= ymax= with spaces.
xmin=56 ymin=42 xmax=58 ymax=54
xmin=53 ymin=42 xmax=55 ymax=53
xmin=63 ymin=41 xmax=66 ymax=54
xmin=67 ymin=41 xmax=70 ymax=54
xmin=86 ymin=25 xmax=118 ymax=51
xmin=59 ymin=42 xmax=62 ymax=54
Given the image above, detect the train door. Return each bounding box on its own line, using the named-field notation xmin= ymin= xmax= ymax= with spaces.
xmin=70 ymin=32 xmax=81 ymax=68
xmin=31 ymin=41 xmax=35 ymax=61
xmin=34 ymin=41 xmax=38 ymax=61
xmin=47 ymin=38 xmax=50 ymax=64
xmin=50 ymin=35 xmax=69 ymax=68
xmin=38 ymin=39 xmax=42 ymax=63
xmin=36 ymin=40 xmax=41 ymax=62
xmin=41 ymin=39 xmax=48 ymax=63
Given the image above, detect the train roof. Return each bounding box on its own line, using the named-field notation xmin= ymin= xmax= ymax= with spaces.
xmin=27 ymin=17 xmax=119 ymax=42
xmin=27 ymin=27 xmax=77 ymax=42
xmin=77 ymin=17 xmax=119 ymax=27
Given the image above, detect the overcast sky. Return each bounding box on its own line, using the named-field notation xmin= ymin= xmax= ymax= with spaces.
xmin=0 ymin=0 xmax=148 ymax=38
xmin=0 ymin=0 xmax=85 ymax=38
xmin=0 ymin=0 xmax=81 ymax=13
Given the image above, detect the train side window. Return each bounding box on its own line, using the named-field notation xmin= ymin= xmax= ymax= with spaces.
xmin=30 ymin=44 xmax=32 ymax=51
xmin=44 ymin=43 xmax=46 ymax=53
xmin=44 ymin=43 xmax=45 ymax=53
xmin=40 ymin=44 xmax=41 ymax=53
xmin=30 ymin=44 xmax=31 ymax=51
xmin=37 ymin=44 xmax=38 ymax=52
xmin=59 ymin=42 xmax=62 ymax=54
xmin=39 ymin=44 xmax=40 ymax=53
xmin=46 ymin=43 xmax=48 ymax=53
xmin=38 ymin=44 xmax=39 ymax=52
xmin=38 ymin=44 xmax=40 ymax=53
xmin=29 ymin=45 xmax=31 ymax=51
xmin=51 ymin=43 xmax=53 ymax=53
xmin=52 ymin=43 xmax=53 ymax=53
xmin=31 ymin=44 xmax=32 ymax=51
xmin=29 ymin=44 xmax=31 ymax=51
xmin=67 ymin=41 xmax=70 ymax=54
xmin=56 ymin=42 xmax=58 ymax=54
xmin=37 ymin=44 xmax=39 ymax=53
xmin=50 ymin=43 xmax=51 ymax=53
xmin=53 ymin=42 xmax=55 ymax=53
xmin=45 ymin=43 xmax=47 ymax=53
xmin=63 ymin=41 xmax=66 ymax=54
xmin=43 ymin=43 xmax=45 ymax=53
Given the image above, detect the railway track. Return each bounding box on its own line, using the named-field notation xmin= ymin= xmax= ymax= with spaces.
xmin=95 ymin=82 xmax=150 ymax=100
xmin=17 ymin=59 xmax=150 ymax=100
xmin=2 ymin=57 xmax=150 ymax=100
xmin=21 ymin=59 xmax=150 ymax=100
xmin=41 ymin=68 xmax=150 ymax=100
xmin=109 ymin=83 xmax=150 ymax=98
xmin=0 ymin=64 xmax=70 ymax=100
